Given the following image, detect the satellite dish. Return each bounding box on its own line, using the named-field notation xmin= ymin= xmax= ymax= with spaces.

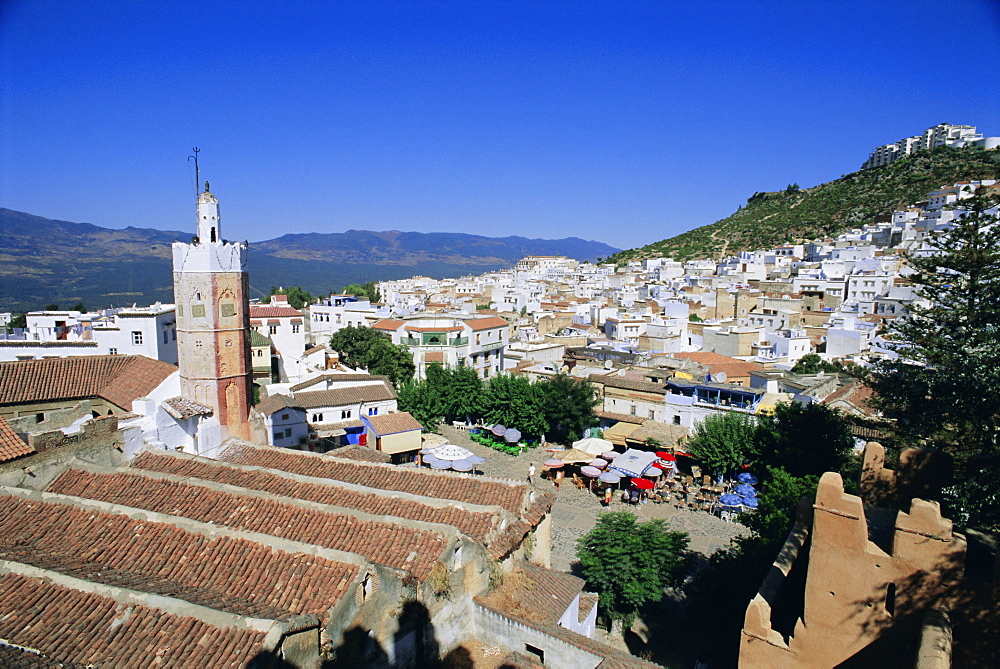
xmin=618 ymin=369 xmax=627 ymax=377
xmin=715 ymin=372 xmax=728 ymax=383
xmin=604 ymin=360 xmax=613 ymax=370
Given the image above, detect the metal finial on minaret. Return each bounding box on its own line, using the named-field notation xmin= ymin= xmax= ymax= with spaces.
xmin=188 ymin=146 xmax=201 ymax=197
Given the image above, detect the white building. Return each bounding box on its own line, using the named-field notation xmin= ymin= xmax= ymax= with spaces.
xmin=249 ymin=294 xmax=306 ymax=383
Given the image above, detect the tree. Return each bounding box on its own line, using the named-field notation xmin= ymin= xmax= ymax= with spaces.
xmin=70 ymin=301 xmax=87 ymax=313
xmin=45 ymin=303 xmax=59 ymax=311
xmin=756 ymin=402 xmax=854 ymax=478
xmin=329 ymin=326 xmax=415 ymax=386
xmin=397 ymin=380 xmax=442 ymax=432
xmin=687 ymin=412 xmax=761 ymax=476
xmin=7 ymin=313 xmax=26 ymax=329
xmin=790 ymin=353 xmax=840 ymax=374
xmin=740 ymin=466 xmax=819 ymax=546
xmin=866 ymin=192 xmax=1000 ymax=527
xmin=269 ymin=286 xmax=315 ymax=310
xmin=576 ymin=511 xmax=690 ymax=627
xmin=482 ymin=374 xmax=547 ymax=438
xmin=341 ymin=282 xmax=380 ymax=303
xmin=537 ymin=374 xmax=599 ymax=443
xmin=427 ymin=364 xmax=483 ymax=424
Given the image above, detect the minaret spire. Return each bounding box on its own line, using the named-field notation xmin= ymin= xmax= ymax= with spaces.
xmin=189 ymin=146 xmax=200 ymax=198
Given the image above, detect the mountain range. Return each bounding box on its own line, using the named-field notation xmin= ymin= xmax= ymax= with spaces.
xmin=0 ymin=209 xmax=619 ymax=313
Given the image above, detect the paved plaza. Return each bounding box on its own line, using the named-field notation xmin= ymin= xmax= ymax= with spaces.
xmin=437 ymin=426 xmax=747 ymax=572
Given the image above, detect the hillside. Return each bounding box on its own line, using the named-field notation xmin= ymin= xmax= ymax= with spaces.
xmin=0 ymin=211 xmax=618 ymax=313
xmin=608 ymin=146 xmax=1000 ymax=264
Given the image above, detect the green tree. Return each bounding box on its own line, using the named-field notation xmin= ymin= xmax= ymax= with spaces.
xmin=576 ymin=511 xmax=690 ymax=627
xmin=329 ymin=326 xmax=415 ymax=386
xmin=740 ymin=466 xmax=819 ymax=546
xmin=427 ymin=364 xmax=483 ymax=424
xmin=7 ymin=313 xmax=26 ymax=329
xmin=482 ymin=374 xmax=547 ymax=438
xmin=45 ymin=303 xmax=59 ymax=311
xmin=756 ymin=402 xmax=854 ymax=478
xmin=866 ymin=192 xmax=1000 ymax=527
xmin=269 ymin=286 xmax=315 ymax=310
xmin=537 ymin=374 xmax=599 ymax=443
xmin=790 ymin=353 xmax=841 ymax=374
xmin=341 ymin=282 xmax=380 ymax=303
xmin=687 ymin=412 xmax=761 ymax=476
xmin=70 ymin=301 xmax=87 ymax=313
xmin=397 ymin=380 xmax=442 ymax=432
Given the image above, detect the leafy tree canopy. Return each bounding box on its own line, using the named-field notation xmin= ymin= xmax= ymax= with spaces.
xmin=790 ymin=353 xmax=841 ymax=375
xmin=538 ymin=374 xmax=600 ymax=443
xmin=756 ymin=402 xmax=854 ymax=478
xmin=576 ymin=511 xmax=690 ymax=626
xmin=340 ymin=282 xmax=381 ymax=303
xmin=329 ymin=326 xmax=414 ymax=386
xmin=397 ymin=380 xmax=442 ymax=432
xmin=687 ymin=412 xmax=761 ymax=476
xmin=269 ymin=285 xmax=315 ymax=310
xmin=482 ymin=373 xmax=547 ymax=438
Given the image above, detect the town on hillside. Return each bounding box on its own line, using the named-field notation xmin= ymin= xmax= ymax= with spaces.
xmin=0 ymin=172 xmax=998 ymax=668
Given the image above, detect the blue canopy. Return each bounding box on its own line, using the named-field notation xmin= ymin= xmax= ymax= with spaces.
xmin=451 ymin=459 xmax=474 ymax=472
xmin=720 ymin=493 xmax=743 ymax=507
xmin=740 ymin=495 xmax=759 ymax=509
xmin=735 ymin=483 xmax=758 ymax=498
xmin=737 ymin=472 xmax=758 ymax=484
xmin=430 ymin=459 xmax=451 ymax=469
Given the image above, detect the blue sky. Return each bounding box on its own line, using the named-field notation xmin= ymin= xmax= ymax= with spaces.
xmin=2 ymin=1 xmax=998 ymax=249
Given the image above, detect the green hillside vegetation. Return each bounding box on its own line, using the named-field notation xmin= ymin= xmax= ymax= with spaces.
xmin=608 ymin=146 xmax=1000 ymax=263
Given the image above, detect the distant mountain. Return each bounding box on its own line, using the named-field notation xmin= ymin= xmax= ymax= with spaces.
xmin=607 ymin=146 xmax=1000 ymax=264
xmin=0 ymin=210 xmax=618 ymax=312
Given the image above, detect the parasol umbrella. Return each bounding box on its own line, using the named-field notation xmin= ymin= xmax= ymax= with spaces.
xmin=580 ymin=466 xmax=601 ymax=477
xmin=468 ymin=455 xmax=486 ymax=464
xmin=419 ymin=448 xmax=435 ymax=454
xmin=609 ymin=449 xmax=658 ymax=477
xmin=737 ymin=472 xmax=758 ymax=485
xmin=573 ymin=437 xmax=615 ymax=456
xmin=589 ymin=458 xmax=608 ymax=469
xmin=740 ymin=495 xmax=759 ymax=509
xmin=655 ymin=451 xmax=677 ymax=462
xmin=642 ymin=466 xmax=662 ymax=477
xmin=504 ymin=428 xmax=522 ymax=443
xmin=543 ymin=459 xmax=564 ymax=468
xmin=720 ymin=493 xmax=743 ymax=507
xmin=599 ymin=471 xmax=622 ymax=484
xmin=735 ymin=484 xmax=757 ymax=498
xmin=430 ymin=459 xmax=452 ymax=469
xmin=451 ymin=459 xmax=474 ymax=472
xmin=554 ymin=448 xmax=595 ymax=465
xmin=630 ymin=477 xmax=654 ymax=490
xmin=491 ymin=424 xmax=506 ymax=437
xmin=430 ymin=444 xmax=474 ymax=461
xmin=422 ymin=455 xmax=445 ymax=467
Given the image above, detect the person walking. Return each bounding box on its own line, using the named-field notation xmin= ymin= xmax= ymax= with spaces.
xmin=527 ymin=463 xmax=535 ymax=484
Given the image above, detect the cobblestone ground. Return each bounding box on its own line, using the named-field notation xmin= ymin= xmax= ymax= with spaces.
xmin=437 ymin=426 xmax=747 ymax=573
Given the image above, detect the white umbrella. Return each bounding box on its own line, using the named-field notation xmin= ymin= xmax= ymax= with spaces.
xmin=429 ymin=444 xmax=474 ymax=461
xmin=573 ymin=437 xmax=615 ymax=456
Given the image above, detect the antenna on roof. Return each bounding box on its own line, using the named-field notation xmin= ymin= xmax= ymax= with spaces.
xmin=188 ymin=147 xmax=200 ymax=197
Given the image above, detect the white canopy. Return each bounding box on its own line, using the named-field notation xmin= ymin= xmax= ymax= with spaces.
xmin=572 ymin=437 xmax=615 ymax=456
xmin=429 ymin=444 xmax=474 ymax=461
xmin=609 ymin=449 xmax=659 ymax=478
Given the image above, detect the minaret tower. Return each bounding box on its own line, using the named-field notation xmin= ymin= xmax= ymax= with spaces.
xmin=172 ymin=181 xmax=252 ymax=443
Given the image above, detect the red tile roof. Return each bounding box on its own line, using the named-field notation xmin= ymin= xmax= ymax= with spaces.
xmin=364 ymin=412 xmax=423 ymax=435
xmin=294 ymin=383 xmax=396 ymax=409
xmin=248 ymin=305 xmax=304 ymax=318
xmin=132 ymin=451 xmax=513 ymax=552
xmin=671 ymin=352 xmax=763 ymax=379
xmin=0 ymin=490 xmax=357 ymax=622
xmin=219 ymin=443 xmax=554 ymax=527
xmin=467 ymin=316 xmax=509 ymax=331
xmin=0 ymin=416 xmax=33 ymax=462
xmin=0 ymin=355 xmax=176 ymax=410
xmin=0 ymin=572 xmax=269 ymax=668
xmin=289 ymin=373 xmax=391 ymax=392
xmin=372 ymin=319 xmax=406 ymax=330
xmin=47 ymin=467 xmax=447 ymax=580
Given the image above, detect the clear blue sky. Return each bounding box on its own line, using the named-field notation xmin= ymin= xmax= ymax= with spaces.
xmin=2 ymin=1 xmax=998 ymax=250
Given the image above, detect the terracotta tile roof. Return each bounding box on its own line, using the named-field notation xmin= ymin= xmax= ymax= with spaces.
xmin=478 ymin=562 xmax=584 ymax=625
xmin=324 ymin=445 xmax=392 ymax=463
xmin=218 ymin=443 xmax=552 ymax=525
xmin=132 ymin=451 xmax=508 ymax=550
xmin=0 ymin=490 xmax=357 ymax=622
xmin=0 ymin=416 xmax=33 ymax=462
xmin=256 ymin=393 xmax=302 ymax=416
xmin=289 ymin=373 xmax=391 ymax=392
xmin=467 ymin=316 xmax=509 ymax=331
xmin=0 ymin=355 xmax=176 ymax=410
xmin=372 ymin=318 xmax=406 ymax=330
xmin=0 ymin=572 xmax=269 ymax=668
xmin=248 ymin=305 xmax=303 ymax=318
xmin=592 ymin=376 xmax=667 ymax=395
xmin=364 ymin=412 xmax=423 ymax=435
xmin=294 ymin=383 xmax=396 ymax=409
xmin=822 ymin=379 xmax=876 ymax=416
xmin=48 ymin=468 xmax=447 ymax=580
xmin=404 ymin=325 xmax=464 ymax=333
xmin=594 ymin=410 xmax=646 ymax=425
xmin=303 ymin=344 xmax=326 ymax=356
xmin=163 ymin=396 xmax=213 ymax=419
xmin=671 ymin=352 xmax=763 ymax=379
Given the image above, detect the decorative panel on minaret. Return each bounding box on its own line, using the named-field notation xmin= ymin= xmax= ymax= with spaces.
xmin=172 ymin=183 xmax=252 ymax=441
